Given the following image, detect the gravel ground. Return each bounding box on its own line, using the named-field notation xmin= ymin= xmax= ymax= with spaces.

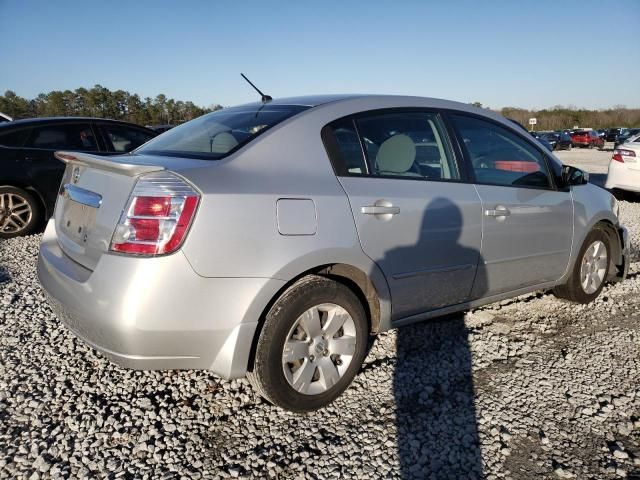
xmin=1 ymin=149 xmax=639 ymax=479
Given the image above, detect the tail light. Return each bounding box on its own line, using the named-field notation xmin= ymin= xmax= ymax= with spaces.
xmin=612 ymin=149 xmax=636 ymax=163
xmin=110 ymin=171 xmax=200 ymax=255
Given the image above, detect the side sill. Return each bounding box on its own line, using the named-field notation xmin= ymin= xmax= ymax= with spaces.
xmin=391 ymin=280 xmax=560 ymax=328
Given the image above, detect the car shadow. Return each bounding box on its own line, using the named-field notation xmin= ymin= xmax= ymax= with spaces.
xmin=384 ymin=197 xmax=486 ymax=478
xmin=0 ymin=265 xmax=10 ymax=285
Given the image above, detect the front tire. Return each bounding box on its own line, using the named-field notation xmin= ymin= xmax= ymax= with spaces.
xmin=247 ymin=275 xmax=369 ymax=412
xmin=0 ymin=186 xmax=41 ymax=238
xmin=553 ymin=228 xmax=610 ymax=303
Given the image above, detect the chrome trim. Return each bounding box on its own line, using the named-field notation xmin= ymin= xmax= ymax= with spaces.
xmin=63 ymin=184 xmax=102 ymax=208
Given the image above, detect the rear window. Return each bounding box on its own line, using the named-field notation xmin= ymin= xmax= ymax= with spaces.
xmin=135 ymin=104 xmax=309 ymax=160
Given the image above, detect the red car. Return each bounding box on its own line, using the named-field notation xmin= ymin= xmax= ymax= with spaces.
xmin=571 ymin=130 xmax=604 ymax=149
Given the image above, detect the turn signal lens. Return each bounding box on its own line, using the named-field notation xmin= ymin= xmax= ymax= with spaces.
xmin=110 ymin=172 xmax=200 ymax=256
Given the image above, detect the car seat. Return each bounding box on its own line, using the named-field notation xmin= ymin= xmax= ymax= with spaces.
xmin=375 ymin=134 xmax=421 ymax=177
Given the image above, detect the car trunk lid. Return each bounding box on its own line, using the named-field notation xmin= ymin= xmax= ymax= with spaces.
xmin=53 ymin=151 xmax=166 ymax=271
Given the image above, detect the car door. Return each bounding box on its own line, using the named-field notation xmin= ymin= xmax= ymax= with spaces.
xmin=448 ymin=113 xmax=573 ymax=298
xmin=22 ymin=122 xmax=101 ymax=212
xmin=97 ymin=123 xmax=156 ymax=154
xmin=323 ymin=111 xmax=483 ymax=320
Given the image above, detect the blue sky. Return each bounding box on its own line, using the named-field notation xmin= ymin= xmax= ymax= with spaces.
xmin=1 ymin=0 xmax=638 ymax=110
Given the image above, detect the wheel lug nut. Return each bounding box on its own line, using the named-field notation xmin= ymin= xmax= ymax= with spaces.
xmin=336 ymin=359 xmax=342 ymax=366
xmin=309 ymin=355 xmax=315 ymax=362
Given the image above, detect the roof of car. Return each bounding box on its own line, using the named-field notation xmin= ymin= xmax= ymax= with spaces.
xmin=237 ymin=94 xmax=366 ymax=108
xmin=236 ymin=94 xmax=490 ymax=113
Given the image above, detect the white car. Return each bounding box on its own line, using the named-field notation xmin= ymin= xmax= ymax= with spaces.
xmin=605 ymin=134 xmax=640 ymax=197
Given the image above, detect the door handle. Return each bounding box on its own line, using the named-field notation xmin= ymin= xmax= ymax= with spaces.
xmin=361 ymin=205 xmax=400 ymax=215
xmin=485 ymin=206 xmax=511 ymax=217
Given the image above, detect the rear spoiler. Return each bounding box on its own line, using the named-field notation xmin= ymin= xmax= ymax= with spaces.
xmin=54 ymin=151 xmax=164 ymax=176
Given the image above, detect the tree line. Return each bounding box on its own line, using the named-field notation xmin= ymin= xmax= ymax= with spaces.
xmin=1 ymin=87 xmax=638 ymax=131
xmin=0 ymin=86 xmax=222 ymax=126
xmin=471 ymin=102 xmax=640 ymax=130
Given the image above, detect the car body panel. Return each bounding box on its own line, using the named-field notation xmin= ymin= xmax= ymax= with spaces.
xmin=338 ymin=177 xmax=482 ymax=319
xmin=471 ymin=184 xmax=573 ymax=297
xmin=37 ymin=220 xmax=285 ymax=378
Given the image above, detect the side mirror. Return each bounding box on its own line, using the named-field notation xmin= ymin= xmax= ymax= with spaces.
xmin=561 ymin=165 xmax=589 ymax=187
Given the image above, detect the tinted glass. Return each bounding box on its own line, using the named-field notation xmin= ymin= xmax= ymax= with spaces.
xmin=136 ymin=105 xmax=309 ymax=160
xmin=102 ymin=124 xmax=154 ymax=152
xmin=27 ymin=124 xmax=97 ymax=151
xmin=451 ymin=114 xmax=552 ymax=189
xmin=0 ymin=127 xmax=31 ymax=147
xmin=354 ymin=112 xmax=459 ymax=180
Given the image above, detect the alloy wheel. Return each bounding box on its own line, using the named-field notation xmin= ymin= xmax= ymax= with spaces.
xmin=0 ymin=192 xmax=33 ymax=234
xmin=282 ymin=303 xmax=357 ymax=395
xmin=579 ymin=240 xmax=607 ymax=294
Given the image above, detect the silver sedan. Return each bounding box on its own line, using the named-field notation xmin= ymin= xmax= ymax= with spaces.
xmin=38 ymin=95 xmax=629 ymax=412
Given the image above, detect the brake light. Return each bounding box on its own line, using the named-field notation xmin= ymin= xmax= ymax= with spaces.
xmin=110 ymin=171 xmax=200 ymax=256
xmin=612 ymin=149 xmax=636 ymax=163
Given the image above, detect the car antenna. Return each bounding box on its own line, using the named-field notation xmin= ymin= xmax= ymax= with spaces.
xmin=241 ymin=73 xmax=272 ymax=103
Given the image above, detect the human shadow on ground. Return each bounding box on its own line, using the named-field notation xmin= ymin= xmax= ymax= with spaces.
xmin=388 ymin=197 xmax=486 ymax=479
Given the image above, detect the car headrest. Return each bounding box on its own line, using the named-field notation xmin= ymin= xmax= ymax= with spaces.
xmin=376 ymin=134 xmax=416 ymax=174
xmin=210 ymin=132 xmax=239 ymax=153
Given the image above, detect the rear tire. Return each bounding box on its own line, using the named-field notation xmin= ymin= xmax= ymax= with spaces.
xmin=0 ymin=186 xmax=41 ymax=239
xmin=247 ymin=275 xmax=369 ymax=412
xmin=553 ymin=228 xmax=610 ymax=304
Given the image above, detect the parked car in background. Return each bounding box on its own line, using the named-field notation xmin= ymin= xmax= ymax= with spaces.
xmin=605 ymin=128 xmax=629 ymax=143
xmin=614 ymin=128 xmax=640 ymax=148
xmin=145 ymin=124 xmax=176 ymax=134
xmin=552 ymin=132 xmax=573 ymax=150
xmin=535 ymin=132 xmax=572 ymax=151
xmin=529 ymin=131 xmax=554 ymax=151
xmin=605 ymin=135 xmax=640 ymax=198
xmin=0 ymin=117 xmax=157 ymax=237
xmin=0 ymin=113 xmax=13 ymax=123
xmin=571 ymin=130 xmax=604 ymax=149
xmin=37 ymin=94 xmax=629 ymax=412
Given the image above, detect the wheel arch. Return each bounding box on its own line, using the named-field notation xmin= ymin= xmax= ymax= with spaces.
xmin=246 ymin=262 xmax=389 ymax=373
xmin=592 ymin=219 xmax=624 ymax=280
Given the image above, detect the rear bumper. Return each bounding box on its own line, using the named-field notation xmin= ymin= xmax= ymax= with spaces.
xmin=605 ymin=160 xmax=640 ymax=193
xmin=37 ymin=220 xmax=285 ymax=378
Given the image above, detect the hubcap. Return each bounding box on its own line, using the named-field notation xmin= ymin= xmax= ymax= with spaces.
xmin=0 ymin=193 xmax=32 ymax=234
xmin=282 ymin=303 xmax=357 ymax=395
xmin=580 ymin=240 xmax=607 ymax=294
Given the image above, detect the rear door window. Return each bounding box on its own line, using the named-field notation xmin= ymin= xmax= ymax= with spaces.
xmin=0 ymin=127 xmax=31 ymax=147
xmin=100 ymin=124 xmax=155 ymax=152
xmin=325 ymin=111 xmax=460 ymax=181
xmin=450 ymin=114 xmax=552 ymax=189
xmin=26 ymin=123 xmax=98 ymax=151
